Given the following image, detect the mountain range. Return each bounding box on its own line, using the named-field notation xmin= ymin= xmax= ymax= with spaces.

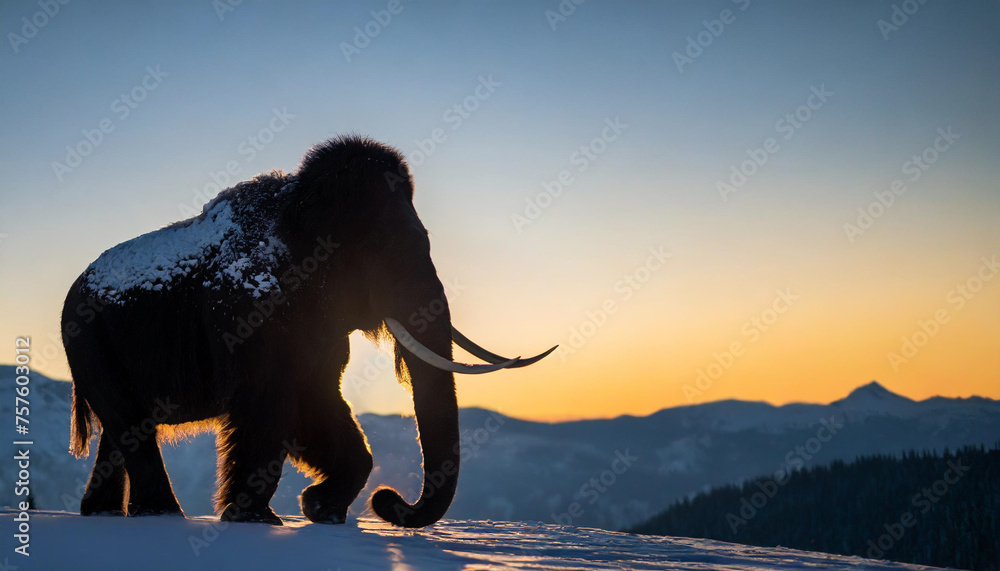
xmin=3 ymin=365 xmax=998 ymax=530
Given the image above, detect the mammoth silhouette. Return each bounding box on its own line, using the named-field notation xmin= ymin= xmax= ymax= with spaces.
xmin=61 ymin=136 xmax=554 ymax=527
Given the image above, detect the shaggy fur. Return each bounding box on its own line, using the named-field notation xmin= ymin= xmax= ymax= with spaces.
xmin=63 ymin=135 xmax=460 ymax=527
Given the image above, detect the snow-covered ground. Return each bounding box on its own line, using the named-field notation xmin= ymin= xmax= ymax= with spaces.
xmin=2 ymin=510 xmax=938 ymax=570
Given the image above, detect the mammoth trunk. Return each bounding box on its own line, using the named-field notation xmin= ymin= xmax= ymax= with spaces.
xmin=371 ymin=301 xmax=460 ymax=528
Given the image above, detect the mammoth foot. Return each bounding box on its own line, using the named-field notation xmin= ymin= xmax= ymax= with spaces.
xmin=127 ymin=500 xmax=184 ymax=518
xmin=81 ymin=508 xmax=125 ymax=517
xmin=128 ymin=506 xmax=184 ymax=517
xmin=81 ymin=488 xmax=126 ymax=517
xmin=220 ymin=504 xmax=283 ymax=526
xmin=81 ymin=494 xmax=124 ymax=517
xmin=300 ymin=485 xmax=349 ymax=524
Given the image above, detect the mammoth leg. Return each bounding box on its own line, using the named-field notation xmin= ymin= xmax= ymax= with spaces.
xmin=121 ymin=432 xmax=183 ymax=516
xmin=80 ymin=432 xmax=127 ymax=516
xmin=293 ymin=397 xmax=373 ymax=524
xmin=292 ymin=341 xmax=373 ymax=524
xmin=216 ymin=416 xmax=288 ymax=525
xmin=83 ymin=384 xmax=182 ymax=517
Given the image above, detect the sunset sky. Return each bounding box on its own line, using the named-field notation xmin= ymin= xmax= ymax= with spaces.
xmin=1 ymin=1 xmax=997 ymax=421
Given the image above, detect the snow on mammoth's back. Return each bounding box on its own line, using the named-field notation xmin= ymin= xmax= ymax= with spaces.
xmin=82 ymin=173 xmax=296 ymax=304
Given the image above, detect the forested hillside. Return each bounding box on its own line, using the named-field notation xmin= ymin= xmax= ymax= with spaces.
xmin=631 ymin=446 xmax=1000 ymax=570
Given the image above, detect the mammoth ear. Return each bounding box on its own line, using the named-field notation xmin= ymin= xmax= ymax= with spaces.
xmin=284 ymin=135 xmax=412 ymax=242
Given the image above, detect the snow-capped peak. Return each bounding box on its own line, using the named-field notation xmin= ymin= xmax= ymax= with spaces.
xmin=832 ymin=380 xmax=916 ymax=415
xmin=848 ymin=380 xmax=906 ymax=400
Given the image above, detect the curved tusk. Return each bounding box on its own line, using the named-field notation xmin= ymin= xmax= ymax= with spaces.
xmin=384 ymin=318 xmax=518 ymax=374
xmin=452 ymin=326 xmax=558 ymax=368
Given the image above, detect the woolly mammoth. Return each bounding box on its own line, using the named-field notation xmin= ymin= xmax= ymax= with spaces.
xmin=61 ymin=136 xmax=554 ymax=527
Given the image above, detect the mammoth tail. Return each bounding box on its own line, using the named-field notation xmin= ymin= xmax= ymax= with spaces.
xmin=70 ymin=383 xmax=94 ymax=458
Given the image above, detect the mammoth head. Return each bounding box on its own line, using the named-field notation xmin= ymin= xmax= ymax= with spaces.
xmin=288 ymin=135 xmax=556 ymax=527
xmin=289 ymin=135 xmax=556 ymax=374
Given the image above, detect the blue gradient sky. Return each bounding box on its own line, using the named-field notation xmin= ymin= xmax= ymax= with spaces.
xmin=1 ymin=1 xmax=998 ymax=419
